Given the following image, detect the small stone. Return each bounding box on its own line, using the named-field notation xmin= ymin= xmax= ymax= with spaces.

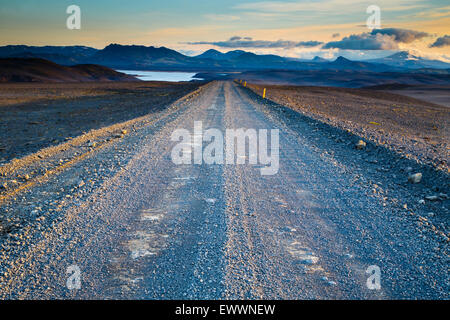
xmin=355 ymin=140 xmax=366 ymax=149
xmin=427 ymin=212 xmax=435 ymax=217
xmin=408 ymin=173 xmax=422 ymax=184
xmin=425 ymin=195 xmax=439 ymax=201
xmin=281 ymin=226 xmax=296 ymax=233
xmin=121 ymin=129 xmax=128 ymax=135
xmin=418 ymin=199 xmax=425 ymax=204
xmin=438 ymin=193 xmax=448 ymax=200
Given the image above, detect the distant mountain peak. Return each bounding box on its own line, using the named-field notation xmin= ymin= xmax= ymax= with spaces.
xmin=204 ymin=49 xmax=221 ymax=54
xmin=195 ymin=49 xmax=248 ymax=60
xmin=367 ymin=50 xmax=450 ymax=69
xmin=312 ymin=56 xmax=327 ymax=62
xmin=334 ymin=56 xmax=351 ymax=62
xmin=387 ymin=51 xmax=419 ymax=60
xmin=195 ymin=49 xmax=225 ymax=59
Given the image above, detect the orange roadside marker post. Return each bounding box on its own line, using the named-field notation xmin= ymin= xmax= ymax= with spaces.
xmin=244 ymin=81 xmax=247 ymax=87
xmin=263 ymin=88 xmax=266 ymax=99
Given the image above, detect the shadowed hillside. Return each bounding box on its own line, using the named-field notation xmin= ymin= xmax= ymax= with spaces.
xmin=0 ymin=58 xmax=138 ymax=82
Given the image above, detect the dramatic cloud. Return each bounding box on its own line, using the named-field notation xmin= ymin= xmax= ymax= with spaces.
xmin=371 ymin=28 xmax=429 ymax=43
xmin=187 ymin=36 xmax=323 ymax=48
xmin=430 ymin=35 xmax=450 ymax=48
xmin=323 ymin=28 xmax=430 ymax=50
xmin=323 ymin=33 xmax=398 ymax=50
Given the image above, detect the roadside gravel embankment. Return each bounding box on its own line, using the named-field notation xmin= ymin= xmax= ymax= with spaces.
xmin=0 ymin=81 xmax=203 ymax=163
xmin=247 ymin=84 xmax=449 ymax=172
xmin=0 ymin=82 xmax=206 ymax=204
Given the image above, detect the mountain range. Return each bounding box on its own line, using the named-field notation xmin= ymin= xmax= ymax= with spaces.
xmin=1 ymin=44 xmax=449 ymax=73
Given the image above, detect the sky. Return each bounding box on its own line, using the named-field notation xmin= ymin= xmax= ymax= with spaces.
xmin=0 ymin=0 xmax=449 ymax=61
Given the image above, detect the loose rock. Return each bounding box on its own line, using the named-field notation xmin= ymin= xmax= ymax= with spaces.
xmin=408 ymin=173 xmax=422 ymax=184
xmin=355 ymin=140 xmax=366 ymax=149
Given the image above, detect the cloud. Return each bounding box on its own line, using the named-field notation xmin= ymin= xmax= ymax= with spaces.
xmin=323 ymin=28 xmax=430 ymax=50
xmin=332 ymin=33 xmax=340 ymax=38
xmin=430 ymin=35 xmax=450 ymax=48
xmin=371 ymin=28 xmax=429 ymax=43
xmin=186 ymin=37 xmax=323 ymax=48
xmin=229 ymin=36 xmax=253 ymax=41
xmin=204 ymin=14 xmax=240 ymax=22
xmin=323 ymin=33 xmax=398 ymax=50
xmin=234 ymin=0 xmax=427 ymax=14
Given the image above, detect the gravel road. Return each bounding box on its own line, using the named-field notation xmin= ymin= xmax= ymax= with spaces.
xmin=0 ymin=81 xmax=448 ymax=299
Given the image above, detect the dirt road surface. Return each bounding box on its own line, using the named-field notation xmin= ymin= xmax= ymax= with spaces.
xmin=0 ymin=81 xmax=448 ymax=299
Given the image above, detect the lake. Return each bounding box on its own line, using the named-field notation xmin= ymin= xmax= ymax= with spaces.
xmin=117 ymin=70 xmax=202 ymax=82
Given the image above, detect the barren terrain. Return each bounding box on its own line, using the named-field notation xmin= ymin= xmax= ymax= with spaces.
xmin=387 ymin=86 xmax=450 ymax=108
xmin=0 ymin=58 xmax=137 ymax=83
xmin=0 ymin=81 xmax=448 ymax=299
xmin=247 ymin=83 xmax=450 ymax=171
xmin=0 ymin=81 xmax=202 ymax=163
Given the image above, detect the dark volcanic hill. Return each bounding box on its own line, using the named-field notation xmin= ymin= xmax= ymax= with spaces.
xmin=197 ymin=69 xmax=450 ymax=88
xmin=0 ymin=45 xmax=98 ymax=65
xmin=0 ymin=58 xmax=138 ymax=82
xmin=312 ymin=56 xmax=328 ymax=63
xmin=194 ymin=49 xmax=247 ymax=60
xmin=88 ymin=44 xmax=195 ymax=69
